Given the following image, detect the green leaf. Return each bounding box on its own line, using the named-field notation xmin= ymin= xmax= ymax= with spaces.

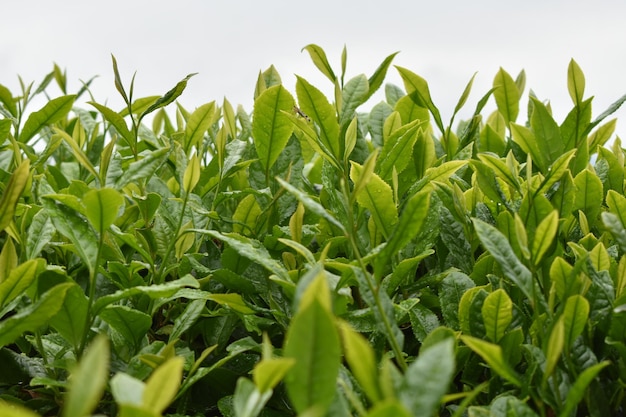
xmin=340 ymin=74 xmax=369 ymax=126
xmin=89 ymin=102 xmax=134 ymax=147
xmin=567 ymin=59 xmax=585 ymax=105
xmin=169 ymin=299 xmax=205 ymax=342
xmin=439 ymin=272 xmax=475 ymax=330
xmin=115 ymin=147 xmax=171 ymax=190
xmin=395 ymin=66 xmax=444 ymax=134
xmin=253 ymin=357 xmax=295 ymax=393
xmin=142 ymin=357 xmax=185 ymax=415
xmin=138 ymin=73 xmax=197 ymax=123
xmin=301 ymin=44 xmax=336 ymax=82
xmin=49 ymin=283 xmax=89 ymax=349
xmin=476 ymin=152 xmax=521 ymax=193
xmin=111 ymin=373 xmax=145 ymax=408
xmin=530 ymin=210 xmax=559 ymax=266
xmin=99 ymin=305 xmax=152 ymax=353
xmin=562 ymin=295 xmax=589 ymax=349
xmin=510 ymin=123 xmax=549 ymax=173
xmin=19 ymin=95 xmax=75 ymax=143
xmin=0 ymin=403 xmax=41 ymax=417
xmin=350 ymin=161 xmax=398 ymax=239
xmin=543 ymin=317 xmax=564 ymax=383
xmin=82 ymin=188 xmax=124 ymax=235
xmin=284 ymin=274 xmax=340 ymax=414
xmin=25 ymin=209 xmax=56 ymax=260
xmin=377 ymin=118 xmax=424 ymax=181
xmin=0 ymin=119 xmax=11 ymax=146
xmin=0 ymin=283 xmax=72 ymax=349
xmin=453 ymin=72 xmax=477 ymax=117
xmin=62 ymin=335 xmax=109 ymax=417
xmin=481 ymin=288 xmax=513 ymax=342
xmin=472 ymin=218 xmax=534 ymax=304
xmin=232 ymin=194 xmax=261 ymax=235
xmin=399 ymin=338 xmax=455 ymax=416
xmin=0 ymin=259 xmax=45 ymax=309
xmin=461 ymin=335 xmax=522 ymax=386
xmin=0 ymin=159 xmax=30 ymax=232
xmin=339 ymin=321 xmax=381 ymax=403
xmin=184 ymin=101 xmax=216 ymax=152
xmin=374 ymin=190 xmax=430 ymax=278
xmin=530 ymin=97 xmax=564 ymax=166
xmin=276 ymin=177 xmax=346 ymax=234
xmin=233 ymin=377 xmax=273 ymax=417
xmin=296 ymin=75 xmax=341 ymax=159
xmin=557 ymin=361 xmax=610 ymax=417
xmin=182 ymin=152 xmax=201 ymax=193
xmin=493 ymin=68 xmax=520 ymax=125
xmin=93 ymin=275 xmax=199 ymax=313
xmin=196 ymin=230 xmax=291 ymax=283
xmin=536 ymin=149 xmax=577 ymax=195
xmin=252 ymin=85 xmax=295 ymax=173
xmin=573 ymin=169 xmax=603 ymax=226
xmin=0 ymin=84 xmax=17 ymax=117
xmin=0 ymin=238 xmax=18 ymax=284
xmin=41 ymin=196 xmax=99 ymax=274
xmin=366 ymin=401 xmax=412 ymax=417
xmin=366 ymin=52 xmax=399 ymax=102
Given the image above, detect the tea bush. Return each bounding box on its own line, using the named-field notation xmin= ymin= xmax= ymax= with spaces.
xmin=0 ymin=45 xmax=625 ymax=417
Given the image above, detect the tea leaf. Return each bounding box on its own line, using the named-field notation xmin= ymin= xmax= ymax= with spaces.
xmin=531 ymin=210 xmax=558 ymax=266
xmin=482 ymin=289 xmax=513 ymax=342
xmin=82 ymin=188 xmax=124 ymax=235
xmin=573 ymin=169 xmax=603 ymax=227
xmin=0 ymin=259 xmax=44 ymax=308
xmin=115 ymin=147 xmax=171 ymax=190
xmin=562 ymin=295 xmax=589 ymax=349
xmin=493 ymin=68 xmax=519 ymax=125
xmin=340 ymin=74 xmax=369 ymax=126
xmin=339 ymin=321 xmax=382 ymax=403
xmin=473 ymin=218 xmax=534 ymax=304
xmin=284 ymin=274 xmax=340 ymax=414
xmin=252 ymin=84 xmax=295 ymax=173
xmin=0 ymin=159 xmax=30 ymax=232
xmin=277 ymin=177 xmax=346 ymax=234
xmin=182 ymin=152 xmax=201 ymax=193
xmin=377 ymin=118 xmax=424 ymax=181
xmin=301 ymin=44 xmax=336 ymax=82
xmin=93 ymin=275 xmax=199 ymax=313
xmin=395 ymin=66 xmax=444 ymax=134
xmin=567 ymin=59 xmax=585 ymax=105
xmin=366 ymin=51 xmax=399 ymax=102
xmin=0 ymin=403 xmax=40 ymax=417
xmin=184 ymin=101 xmax=215 ymax=153
xmin=374 ymin=190 xmax=430 ymax=278
xmin=49 ymin=283 xmax=89 ymax=349
xmin=366 ymin=401 xmax=412 ymax=417
xmin=543 ymin=317 xmax=565 ymax=383
xmin=142 ymin=357 xmax=185 ymax=415
xmin=461 ymin=335 xmax=522 ymax=386
xmin=253 ymin=357 xmax=295 ymax=393
xmin=89 ymin=102 xmax=134 ymax=147
xmin=41 ymin=196 xmax=99 ymax=273
xmin=19 ymin=95 xmax=75 ymax=143
xmin=350 ymin=161 xmax=398 ymax=239
xmin=296 ymin=75 xmax=341 ymax=159
xmin=99 ymin=305 xmax=152 ymax=353
xmin=0 ymin=283 xmax=72 ymax=349
xmin=399 ymin=338 xmax=455 ymax=416
xmin=139 ymin=73 xmax=197 ymax=123
xmin=557 ymin=361 xmax=610 ymax=417
xmin=62 ymin=335 xmax=109 ymax=417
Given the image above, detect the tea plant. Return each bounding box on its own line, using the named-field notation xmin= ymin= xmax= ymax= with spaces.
xmin=0 ymin=45 xmax=625 ymax=417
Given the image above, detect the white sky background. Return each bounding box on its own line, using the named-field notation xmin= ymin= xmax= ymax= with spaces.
xmin=3 ymin=0 xmax=626 ymax=140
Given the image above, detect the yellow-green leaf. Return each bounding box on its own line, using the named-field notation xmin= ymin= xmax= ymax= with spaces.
xmin=0 ymin=159 xmax=30 ymax=232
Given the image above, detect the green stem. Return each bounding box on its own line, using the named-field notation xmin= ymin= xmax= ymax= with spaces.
xmin=77 ymin=230 xmax=104 ymax=359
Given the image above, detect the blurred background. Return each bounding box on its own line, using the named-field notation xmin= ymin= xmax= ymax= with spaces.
xmin=3 ymin=0 xmax=626 ymax=138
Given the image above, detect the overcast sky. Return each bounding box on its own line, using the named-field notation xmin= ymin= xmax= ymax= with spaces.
xmin=3 ymin=0 xmax=626 ymax=139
